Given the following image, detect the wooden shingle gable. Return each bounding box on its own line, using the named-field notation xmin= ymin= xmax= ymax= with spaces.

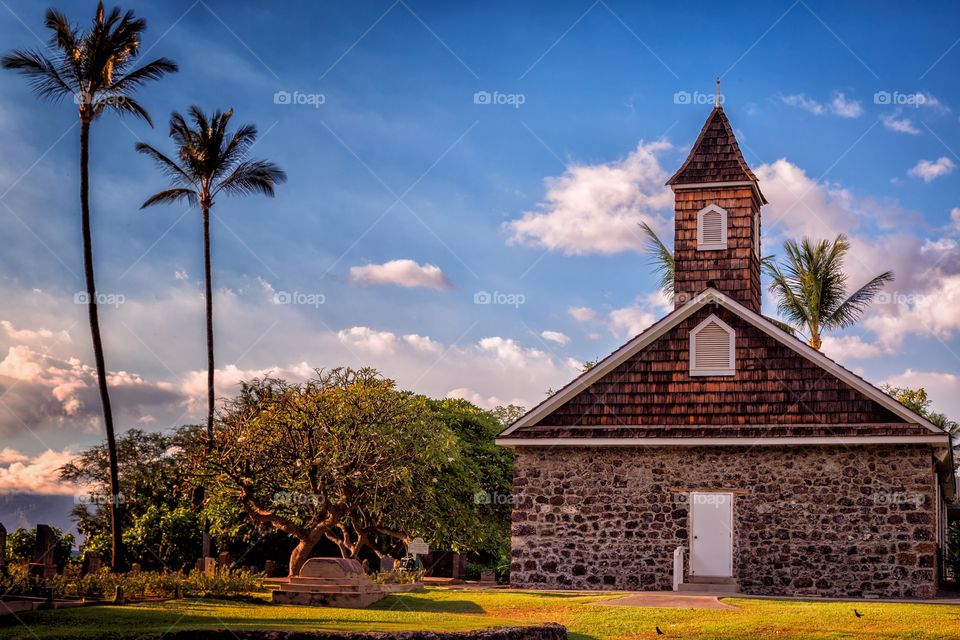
xmin=497 ymin=290 xmax=946 ymax=444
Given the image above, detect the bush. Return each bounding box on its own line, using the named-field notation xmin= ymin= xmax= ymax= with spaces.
xmin=0 ymin=564 xmax=265 ymax=601
xmin=371 ymin=568 xmax=424 ymax=585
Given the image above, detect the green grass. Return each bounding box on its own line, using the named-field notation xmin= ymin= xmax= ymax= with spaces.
xmin=1 ymin=587 xmax=959 ymax=639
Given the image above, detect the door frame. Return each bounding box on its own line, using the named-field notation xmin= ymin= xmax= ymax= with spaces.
xmin=688 ymin=491 xmax=734 ymax=577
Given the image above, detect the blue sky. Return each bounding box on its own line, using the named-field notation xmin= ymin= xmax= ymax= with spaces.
xmin=1 ymin=0 xmax=960 ymax=505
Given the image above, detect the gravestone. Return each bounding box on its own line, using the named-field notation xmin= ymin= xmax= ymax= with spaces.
xmin=451 ymin=552 xmax=466 ymax=580
xmin=130 ymin=562 xmax=141 ymax=573
xmin=0 ymin=523 xmax=6 ymax=571
xmin=202 ymin=556 xmax=216 ymax=577
xmin=380 ymin=555 xmax=396 ymax=573
xmin=271 ymin=558 xmax=388 ymax=608
xmin=81 ymin=551 xmax=102 ymax=575
xmin=217 ymin=551 xmax=231 ymax=569
xmin=28 ymin=524 xmax=57 ymax=578
xmin=264 ymin=560 xmax=277 ymax=577
xmin=480 ymin=571 xmax=497 ymax=584
xmin=407 ymin=537 xmax=429 ymax=556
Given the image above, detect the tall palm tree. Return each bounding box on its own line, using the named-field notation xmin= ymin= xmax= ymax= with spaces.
xmin=763 ymin=234 xmax=893 ymax=350
xmin=640 ymin=221 xmax=674 ymax=300
xmin=2 ymin=3 xmax=177 ymax=571
xmin=137 ymin=107 xmax=286 ymax=439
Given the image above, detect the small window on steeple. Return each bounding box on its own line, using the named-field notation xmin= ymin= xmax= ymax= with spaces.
xmin=697 ymin=205 xmax=727 ymax=251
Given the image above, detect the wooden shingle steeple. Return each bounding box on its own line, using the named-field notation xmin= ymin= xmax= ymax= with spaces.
xmin=667 ymin=106 xmax=766 ymax=312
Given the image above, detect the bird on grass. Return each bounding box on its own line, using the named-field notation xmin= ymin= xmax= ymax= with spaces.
xmin=656 ymin=626 xmax=665 ymax=635
xmin=854 ymin=609 xmax=864 ymax=618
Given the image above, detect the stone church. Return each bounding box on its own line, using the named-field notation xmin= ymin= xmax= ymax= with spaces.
xmin=496 ymin=104 xmax=956 ymax=599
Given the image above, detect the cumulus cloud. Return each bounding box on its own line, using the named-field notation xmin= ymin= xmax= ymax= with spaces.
xmin=568 ymin=306 xmax=599 ymax=323
xmin=504 ymin=141 xmax=674 ymax=255
xmin=1 ymin=321 xmax=71 ymax=347
xmin=445 ymin=387 xmax=527 ymax=410
xmin=880 ymin=111 xmax=921 ymax=135
xmin=0 ymin=448 xmax=79 ymax=495
xmin=337 ymin=326 xmax=398 ymax=355
xmin=540 ymin=330 xmax=570 ymax=346
xmin=820 ymin=335 xmax=887 ymax=361
xmin=780 ymin=92 xmax=863 ymax=118
xmin=607 ymin=307 xmax=656 ymax=338
xmin=349 ymin=259 xmax=451 ymax=290
xmin=908 ymin=157 xmax=955 ymax=183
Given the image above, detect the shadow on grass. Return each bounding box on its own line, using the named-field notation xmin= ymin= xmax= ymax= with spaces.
xmin=370 ymin=595 xmax=486 ymax=614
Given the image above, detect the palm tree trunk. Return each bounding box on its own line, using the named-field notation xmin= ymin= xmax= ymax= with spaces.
xmin=80 ymin=116 xmax=125 ymax=572
xmin=202 ymin=205 xmax=214 ymax=436
xmin=201 ymin=203 xmax=214 ymax=559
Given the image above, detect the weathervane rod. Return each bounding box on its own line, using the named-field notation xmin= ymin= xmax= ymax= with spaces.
xmin=715 ymin=77 xmax=721 ymax=107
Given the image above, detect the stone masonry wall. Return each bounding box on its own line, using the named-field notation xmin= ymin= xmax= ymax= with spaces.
xmin=510 ymin=445 xmax=938 ymax=598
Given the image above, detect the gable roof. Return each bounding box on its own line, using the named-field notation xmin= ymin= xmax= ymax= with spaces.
xmin=497 ymin=289 xmax=947 ymax=445
xmin=666 ymin=106 xmax=768 ymax=204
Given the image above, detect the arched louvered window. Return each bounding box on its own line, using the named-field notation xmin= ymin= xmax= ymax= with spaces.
xmin=689 ymin=314 xmax=736 ymax=376
xmin=697 ymin=205 xmax=727 ymax=250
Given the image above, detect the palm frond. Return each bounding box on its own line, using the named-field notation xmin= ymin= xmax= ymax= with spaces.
xmin=639 ymin=220 xmax=674 ymax=297
xmin=216 ymin=160 xmax=287 ymax=198
xmin=141 ymin=188 xmax=197 ymax=208
xmin=134 ymin=142 xmax=193 ymax=186
xmin=105 ymin=57 xmax=178 ymax=94
xmin=1 ymin=49 xmax=74 ymax=100
xmin=824 ymin=270 xmax=894 ymax=330
xmin=94 ymin=94 xmax=152 ymax=125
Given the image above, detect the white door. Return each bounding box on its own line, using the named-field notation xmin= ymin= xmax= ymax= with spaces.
xmin=689 ymin=492 xmax=733 ymax=577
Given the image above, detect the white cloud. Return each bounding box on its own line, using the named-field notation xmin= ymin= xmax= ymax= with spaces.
xmin=780 ymin=92 xmax=862 ymax=118
xmin=403 ymin=333 xmax=443 ymax=353
xmin=880 ymin=112 xmax=921 ymax=135
xmin=1 ymin=321 xmax=71 ymax=348
xmin=883 ymin=369 xmax=960 ymax=420
xmin=349 ymin=259 xmax=451 ymax=290
xmin=540 ymin=330 xmax=570 ymax=346
xmin=863 ymin=274 xmax=960 ymax=347
xmin=504 ymin=141 xmax=674 ymax=255
xmin=607 ymin=307 xmax=656 ymax=338
xmin=951 ymin=207 xmax=960 ymax=232
xmin=568 ymin=306 xmax=599 ymax=323
xmin=445 ymin=387 xmax=527 ymax=410
xmin=0 ymin=448 xmax=79 ymax=495
xmin=820 ymin=335 xmax=886 ymax=361
xmin=908 ymin=157 xmax=955 ymax=183
xmin=337 ymin=326 xmax=398 ymax=355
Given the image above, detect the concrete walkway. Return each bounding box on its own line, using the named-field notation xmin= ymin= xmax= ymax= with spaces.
xmin=595 ymin=592 xmax=737 ymax=610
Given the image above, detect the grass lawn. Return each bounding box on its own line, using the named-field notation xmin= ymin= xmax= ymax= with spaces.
xmin=1 ymin=587 xmax=959 ymax=640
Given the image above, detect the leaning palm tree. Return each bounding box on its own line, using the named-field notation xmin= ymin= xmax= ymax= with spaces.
xmin=137 ymin=107 xmax=286 ymax=438
xmin=763 ymin=234 xmax=893 ymax=350
xmin=2 ymin=3 xmax=177 ymax=571
xmin=640 ymin=221 xmax=674 ymax=299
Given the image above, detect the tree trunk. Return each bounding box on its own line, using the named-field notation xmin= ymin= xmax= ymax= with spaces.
xmin=80 ymin=116 xmax=125 ymax=572
xmin=288 ymin=531 xmax=323 ymax=577
xmin=201 ymin=204 xmax=214 ymax=558
xmin=202 ymin=205 xmax=214 ymax=436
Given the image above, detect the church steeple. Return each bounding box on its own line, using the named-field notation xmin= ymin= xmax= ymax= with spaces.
xmin=666 ymin=104 xmax=765 ymax=312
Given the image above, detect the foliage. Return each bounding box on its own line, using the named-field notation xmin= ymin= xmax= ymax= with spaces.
xmin=884 ymin=385 xmax=960 ymax=435
xmin=640 ymin=220 xmax=675 ymax=299
xmin=201 ymin=367 xmax=457 ymax=575
xmin=5 ymin=526 xmax=75 ymax=566
xmin=763 ymin=234 xmax=893 ymax=349
xmin=0 ymin=563 xmax=263 ymax=601
xmin=137 ymin=107 xmax=286 ymax=211
xmin=370 ymin=568 xmax=424 ymax=584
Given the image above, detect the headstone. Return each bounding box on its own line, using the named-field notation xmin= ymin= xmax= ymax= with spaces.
xmin=202 ymin=556 xmax=216 ymax=577
xmin=217 ymin=551 xmax=231 ymax=569
xmin=28 ymin=524 xmax=57 ymax=578
xmin=380 ymin=555 xmax=396 ymax=573
xmin=451 ymin=552 xmax=466 ymax=580
xmin=407 ymin=537 xmax=429 ymax=556
xmin=480 ymin=571 xmax=496 ymax=584
xmin=81 ymin=551 xmax=101 ymax=575
xmin=0 ymin=523 xmax=6 ymax=571
xmin=264 ymin=560 xmax=277 ymax=577
xmin=114 ymin=585 xmax=125 ymax=604
xmin=130 ymin=562 xmax=141 ymax=573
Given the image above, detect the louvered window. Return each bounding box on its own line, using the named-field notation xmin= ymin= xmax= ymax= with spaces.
xmin=690 ymin=314 xmax=735 ymax=376
xmin=697 ymin=205 xmax=727 ymax=250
